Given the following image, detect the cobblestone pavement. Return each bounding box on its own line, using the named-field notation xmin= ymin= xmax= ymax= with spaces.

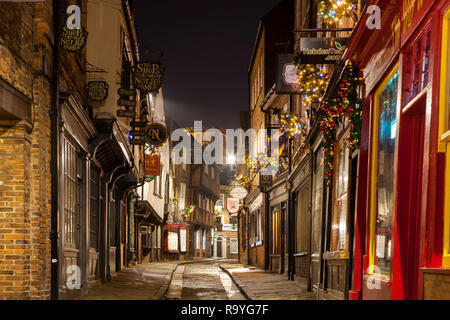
xmin=166 ymin=262 xmax=246 ymax=300
xmin=66 ymin=261 xmax=181 ymax=300
xmin=220 ymin=263 xmax=317 ymax=300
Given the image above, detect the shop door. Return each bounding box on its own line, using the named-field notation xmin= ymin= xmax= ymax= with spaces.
xmin=217 ymin=238 xmax=223 ymax=257
xmin=393 ymin=95 xmax=425 ymax=300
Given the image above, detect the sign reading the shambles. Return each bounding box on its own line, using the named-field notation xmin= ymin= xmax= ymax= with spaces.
xmin=299 ymin=38 xmax=349 ymax=64
xmin=86 ymin=81 xmax=109 ymax=102
xmin=132 ymin=62 xmax=164 ymax=93
xmin=59 ymin=27 xmax=88 ymax=52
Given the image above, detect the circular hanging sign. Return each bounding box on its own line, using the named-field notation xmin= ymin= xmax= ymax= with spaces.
xmin=230 ymin=186 xmax=248 ymax=200
xmin=132 ymin=62 xmax=164 ymax=93
xmin=86 ymin=81 xmax=109 ymax=102
xmin=59 ymin=27 xmax=88 ymax=52
xmin=145 ymin=123 xmax=168 ymax=147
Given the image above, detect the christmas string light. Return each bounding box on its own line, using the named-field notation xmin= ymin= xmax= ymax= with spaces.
xmin=317 ymin=0 xmax=358 ymax=25
xmin=296 ymin=64 xmax=330 ymax=105
xmin=274 ymin=109 xmax=308 ymax=139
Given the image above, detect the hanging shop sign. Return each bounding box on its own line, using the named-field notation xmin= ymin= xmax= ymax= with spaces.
xmin=144 ymin=176 xmax=155 ymax=183
xmin=132 ymin=62 xmax=164 ymax=93
xmin=59 ymin=27 xmax=88 ymax=52
xmin=129 ymin=138 xmax=146 ymax=145
xmin=259 ymin=173 xmax=273 ymax=189
xmin=118 ymin=88 xmax=137 ymax=96
xmin=117 ymin=99 xmax=136 ymax=108
xmin=86 ymin=81 xmax=109 ymax=102
xmin=145 ymin=154 xmax=161 ymax=176
xmin=230 ymin=186 xmax=248 ymax=200
xmin=299 ymin=38 xmax=349 ymax=64
xmin=129 ymin=130 xmax=146 ymax=137
xmin=226 ymin=197 xmax=240 ymax=214
xmin=145 ymin=123 xmax=168 ymax=147
xmin=117 ymin=110 xmax=136 ymax=118
xmin=276 ymin=54 xmax=301 ymax=94
xmin=130 ymin=121 xmax=148 ymax=128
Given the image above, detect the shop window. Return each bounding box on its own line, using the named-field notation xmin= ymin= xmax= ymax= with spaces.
xmin=331 ymin=134 xmax=350 ymax=252
xmin=402 ymin=24 xmax=431 ymax=106
xmin=370 ymin=67 xmax=399 ymax=277
xmin=89 ymin=163 xmax=100 ymax=250
xmin=440 ymin=8 xmax=450 ymax=268
xmin=63 ymin=138 xmax=82 ymax=248
xmin=196 ymin=229 xmax=201 ymax=250
xmin=202 ymin=229 xmax=206 ymax=251
xmin=312 ymin=148 xmax=324 ymax=254
xmin=296 ymin=184 xmax=310 ymax=253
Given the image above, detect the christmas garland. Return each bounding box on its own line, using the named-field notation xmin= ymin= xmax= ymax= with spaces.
xmin=273 ymin=108 xmax=308 ymax=139
xmin=318 ymin=63 xmax=360 ymax=185
xmin=317 ymin=0 xmax=358 ymax=25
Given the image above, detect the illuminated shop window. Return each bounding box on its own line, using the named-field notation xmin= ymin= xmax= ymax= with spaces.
xmin=370 ymin=68 xmax=399 ymax=277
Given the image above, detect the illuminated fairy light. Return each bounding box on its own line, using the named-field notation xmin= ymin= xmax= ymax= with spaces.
xmin=318 ymin=0 xmax=357 ymax=25
xmin=296 ymin=64 xmax=330 ymax=106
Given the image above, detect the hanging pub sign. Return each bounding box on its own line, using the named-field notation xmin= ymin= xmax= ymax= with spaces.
xmin=145 ymin=154 xmax=161 ymax=176
xmin=226 ymin=197 xmax=240 ymax=214
xmin=299 ymin=38 xmax=349 ymax=64
xmin=59 ymin=27 xmax=88 ymax=52
xmin=144 ymin=176 xmax=155 ymax=183
xmin=230 ymin=186 xmax=248 ymax=200
xmin=118 ymin=88 xmax=137 ymax=96
xmin=86 ymin=81 xmax=109 ymax=102
xmin=117 ymin=110 xmax=136 ymax=118
xmin=259 ymin=173 xmax=273 ymax=189
xmin=132 ymin=62 xmax=164 ymax=93
xmin=145 ymin=123 xmax=168 ymax=147
xmin=276 ymin=54 xmax=300 ymax=94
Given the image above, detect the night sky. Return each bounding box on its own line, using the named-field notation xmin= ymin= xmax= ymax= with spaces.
xmin=134 ymin=0 xmax=282 ymax=129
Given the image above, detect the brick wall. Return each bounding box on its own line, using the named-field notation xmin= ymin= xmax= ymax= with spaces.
xmin=0 ymin=1 xmax=53 ymax=299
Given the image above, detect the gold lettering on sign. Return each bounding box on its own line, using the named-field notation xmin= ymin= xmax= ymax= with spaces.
xmin=402 ymin=0 xmax=425 ymax=35
xmin=391 ymin=13 xmax=401 ymax=53
xmin=148 ymin=128 xmax=162 ymax=142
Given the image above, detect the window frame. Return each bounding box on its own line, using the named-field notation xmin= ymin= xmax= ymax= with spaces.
xmin=368 ymin=64 xmax=400 ymax=278
xmin=439 ymin=7 xmax=450 ymax=268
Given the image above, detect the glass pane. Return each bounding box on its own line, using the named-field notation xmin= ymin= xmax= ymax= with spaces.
xmin=376 ymin=71 xmax=399 ymax=276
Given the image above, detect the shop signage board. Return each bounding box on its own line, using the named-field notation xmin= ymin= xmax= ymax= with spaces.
xmin=144 ymin=176 xmax=155 ymax=182
xmin=259 ymin=173 xmax=273 ymax=188
xmin=145 ymin=154 xmax=161 ymax=176
xmin=145 ymin=123 xmax=168 ymax=147
xmin=117 ymin=110 xmax=136 ymax=118
xmin=230 ymin=186 xmax=248 ymax=200
xmin=276 ymin=54 xmax=300 ymax=94
xmin=86 ymin=81 xmax=109 ymax=102
xmin=129 ymin=130 xmax=146 ymax=136
xmin=118 ymin=88 xmax=137 ymax=96
xmin=299 ymin=38 xmax=349 ymax=64
xmin=130 ymin=121 xmax=148 ymax=128
xmin=132 ymin=62 xmax=164 ymax=93
xmin=59 ymin=27 xmax=88 ymax=52
xmin=130 ymin=138 xmax=145 ymax=145
xmin=226 ymin=197 xmax=240 ymax=214
xmin=117 ymin=99 xmax=136 ymax=108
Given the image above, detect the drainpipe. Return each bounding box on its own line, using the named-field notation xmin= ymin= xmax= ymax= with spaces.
xmin=50 ymin=0 xmax=61 ymax=300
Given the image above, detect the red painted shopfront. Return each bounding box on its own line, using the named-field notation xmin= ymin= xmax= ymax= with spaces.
xmin=345 ymin=0 xmax=450 ymax=300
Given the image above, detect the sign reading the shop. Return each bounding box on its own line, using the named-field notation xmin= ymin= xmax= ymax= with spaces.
xmin=226 ymin=197 xmax=240 ymax=214
xmin=117 ymin=99 xmax=136 ymax=108
xmin=59 ymin=27 xmax=88 ymax=52
xmin=230 ymin=186 xmax=248 ymax=200
xmin=117 ymin=110 xmax=136 ymax=118
xmin=86 ymin=81 xmax=109 ymax=102
xmin=145 ymin=154 xmax=161 ymax=176
xmin=145 ymin=123 xmax=168 ymax=147
xmin=118 ymin=88 xmax=137 ymax=96
xmin=299 ymin=38 xmax=349 ymax=64
xmin=132 ymin=62 xmax=164 ymax=93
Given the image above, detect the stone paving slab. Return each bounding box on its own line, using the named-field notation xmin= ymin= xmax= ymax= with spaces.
xmin=219 ymin=263 xmax=317 ymax=300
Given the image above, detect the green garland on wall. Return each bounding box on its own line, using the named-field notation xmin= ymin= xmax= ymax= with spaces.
xmin=318 ymin=62 xmax=361 ymax=185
